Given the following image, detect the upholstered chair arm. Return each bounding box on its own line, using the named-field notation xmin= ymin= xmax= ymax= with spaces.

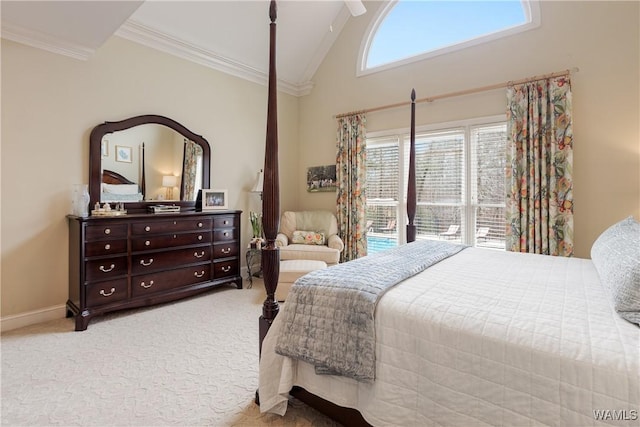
xmin=276 ymin=233 xmax=289 ymax=247
xmin=327 ymin=234 xmax=344 ymax=252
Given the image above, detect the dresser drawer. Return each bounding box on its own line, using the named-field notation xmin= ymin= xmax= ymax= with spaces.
xmin=85 ymin=279 xmax=128 ymax=308
xmin=213 ymin=215 xmax=237 ymax=229
xmin=131 ymin=218 xmax=212 ymax=235
xmin=213 ymin=228 xmax=237 ymax=242
xmin=132 ymin=265 xmax=211 ymax=298
xmin=132 ymin=246 xmax=211 ymax=274
xmin=85 ymin=256 xmax=128 ymax=281
xmin=85 ymin=224 xmax=128 ymax=241
xmin=132 ymin=231 xmax=211 ymax=251
xmin=85 ymin=239 xmax=127 ymax=257
xmin=213 ymin=259 xmax=239 ymax=279
xmin=213 ymin=242 xmax=238 ymax=258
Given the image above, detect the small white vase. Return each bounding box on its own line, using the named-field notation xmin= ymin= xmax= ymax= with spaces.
xmin=72 ymin=184 xmax=90 ymax=217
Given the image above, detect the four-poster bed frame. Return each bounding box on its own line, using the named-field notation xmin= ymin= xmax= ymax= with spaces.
xmin=256 ymin=5 xmax=638 ymax=426
xmin=257 ymin=2 xmax=416 ymax=424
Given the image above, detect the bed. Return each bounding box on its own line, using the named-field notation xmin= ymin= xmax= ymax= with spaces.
xmin=100 ymin=170 xmax=144 ymax=202
xmin=256 ymin=2 xmax=639 ymax=426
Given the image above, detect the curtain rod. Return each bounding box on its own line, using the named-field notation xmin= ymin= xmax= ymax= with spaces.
xmin=335 ymin=67 xmax=579 ymax=119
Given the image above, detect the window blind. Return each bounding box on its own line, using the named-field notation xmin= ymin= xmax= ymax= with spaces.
xmin=366 ymin=138 xmax=400 ymax=249
xmin=365 ymin=118 xmax=507 ymax=254
xmin=471 ymin=124 xmax=506 ymax=248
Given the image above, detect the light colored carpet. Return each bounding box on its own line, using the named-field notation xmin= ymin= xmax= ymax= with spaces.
xmin=1 ymin=279 xmax=339 ymax=426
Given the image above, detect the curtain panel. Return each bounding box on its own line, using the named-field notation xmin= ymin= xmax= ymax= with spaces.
xmin=181 ymin=139 xmax=202 ymax=201
xmin=336 ymin=114 xmax=367 ymax=261
xmin=506 ymin=76 xmax=574 ymax=256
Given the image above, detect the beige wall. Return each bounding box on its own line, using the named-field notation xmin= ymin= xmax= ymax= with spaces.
xmin=1 ymin=36 xmax=299 ymax=320
xmin=298 ymin=0 xmax=640 ymax=258
xmin=2 ymin=1 xmax=639 ymax=325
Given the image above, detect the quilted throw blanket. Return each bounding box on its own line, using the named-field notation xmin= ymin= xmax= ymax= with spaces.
xmin=274 ymin=239 xmax=466 ymax=382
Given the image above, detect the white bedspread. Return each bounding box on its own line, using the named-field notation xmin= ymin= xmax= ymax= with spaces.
xmin=259 ymin=248 xmax=640 ymax=426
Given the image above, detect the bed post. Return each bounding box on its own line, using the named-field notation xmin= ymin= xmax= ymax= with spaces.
xmin=259 ymin=0 xmax=281 ymax=354
xmin=406 ymin=89 xmax=417 ymax=243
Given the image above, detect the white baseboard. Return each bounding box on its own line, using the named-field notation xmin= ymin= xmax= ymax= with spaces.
xmin=1 ymin=304 xmax=67 ymax=333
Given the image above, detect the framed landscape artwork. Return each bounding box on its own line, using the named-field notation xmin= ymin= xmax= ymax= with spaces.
xmin=307 ymin=165 xmax=337 ymax=192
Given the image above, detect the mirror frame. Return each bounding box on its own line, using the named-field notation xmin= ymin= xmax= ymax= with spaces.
xmin=89 ymin=115 xmax=211 ymax=213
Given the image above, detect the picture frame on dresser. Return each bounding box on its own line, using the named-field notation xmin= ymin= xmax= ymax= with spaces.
xmin=202 ymin=189 xmax=228 ymax=210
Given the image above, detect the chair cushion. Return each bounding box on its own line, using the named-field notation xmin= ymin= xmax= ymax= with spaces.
xmin=280 ymin=244 xmax=340 ymax=265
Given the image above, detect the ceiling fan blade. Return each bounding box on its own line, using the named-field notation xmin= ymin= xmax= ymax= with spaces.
xmin=345 ymin=0 xmax=366 ymax=17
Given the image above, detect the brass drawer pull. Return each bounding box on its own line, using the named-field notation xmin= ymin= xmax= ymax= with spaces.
xmin=100 ymin=288 xmax=116 ymax=297
xmin=222 ymin=266 xmax=231 ymax=273
xmin=223 ymin=232 xmax=229 ymax=237
xmin=194 ymin=271 xmax=205 ymax=278
xmin=99 ymin=264 xmax=115 ymax=273
xmin=104 ymin=228 xmax=111 ymax=235
xmin=140 ymin=258 xmax=154 ymax=266
xmin=198 ymin=235 xmax=203 ymax=240
xmin=145 ymin=240 xmax=151 ymax=246
xmin=198 ymin=222 xmax=203 ymax=228
xmin=104 ymin=244 xmax=111 ymax=250
xmin=194 ymin=251 xmax=205 ymax=258
xmin=221 ymin=247 xmax=231 ymax=254
xmin=140 ymin=280 xmax=154 ymax=289
xmin=223 ymin=220 xmax=229 ymax=225
xmin=145 ymin=226 xmax=151 ymax=232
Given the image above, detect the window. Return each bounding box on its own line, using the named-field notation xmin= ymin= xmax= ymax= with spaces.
xmin=366 ymin=137 xmax=401 ymax=252
xmin=365 ymin=117 xmax=506 ymax=254
xmin=360 ymin=0 xmax=539 ymax=75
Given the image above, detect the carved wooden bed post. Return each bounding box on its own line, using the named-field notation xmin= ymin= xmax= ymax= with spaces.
xmin=259 ymin=0 xmax=281 ymax=353
xmin=406 ymin=89 xmax=417 ymax=244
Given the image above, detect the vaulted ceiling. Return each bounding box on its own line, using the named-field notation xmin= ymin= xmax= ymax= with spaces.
xmin=1 ymin=1 xmax=368 ymax=96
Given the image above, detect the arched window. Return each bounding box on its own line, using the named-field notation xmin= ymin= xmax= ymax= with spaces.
xmin=359 ymin=0 xmax=539 ymax=75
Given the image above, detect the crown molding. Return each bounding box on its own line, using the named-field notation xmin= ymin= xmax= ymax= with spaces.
xmin=1 ymin=21 xmax=94 ymax=61
xmin=116 ymin=20 xmax=313 ymax=97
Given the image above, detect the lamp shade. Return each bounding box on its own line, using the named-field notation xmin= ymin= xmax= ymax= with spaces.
xmin=162 ymin=175 xmax=177 ymax=187
xmin=252 ymin=170 xmax=264 ymax=193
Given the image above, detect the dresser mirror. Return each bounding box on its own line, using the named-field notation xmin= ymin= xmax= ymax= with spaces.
xmin=89 ymin=115 xmax=210 ymax=212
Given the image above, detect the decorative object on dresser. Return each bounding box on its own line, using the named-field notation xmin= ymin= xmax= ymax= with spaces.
xmin=67 ymin=211 xmax=242 ymax=331
xmin=202 ymin=189 xmax=228 ymax=211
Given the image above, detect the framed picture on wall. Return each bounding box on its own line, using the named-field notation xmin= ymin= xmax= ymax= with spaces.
xmin=307 ymin=165 xmax=337 ymax=192
xmin=101 ymin=140 xmax=109 ymax=158
xmin=115 ymin=145 xmax=132 ymax=163
xmin=202 ymin=189 xmax=228 ymax=210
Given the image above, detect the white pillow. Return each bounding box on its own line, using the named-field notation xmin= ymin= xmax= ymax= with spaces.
xmin=591 ymin=216 xmax=640 ymax=325
xmin=102 ymin=183 xmax=139 ymax=195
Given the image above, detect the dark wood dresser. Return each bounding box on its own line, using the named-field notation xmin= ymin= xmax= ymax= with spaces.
xmin=67 ymin=210 xmax=242 ymax=331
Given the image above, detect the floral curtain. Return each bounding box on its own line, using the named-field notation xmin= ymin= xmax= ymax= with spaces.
xmin=336 ymin=113 xmax=367 ymax=261
xmin=506 ymin=76 xmax=574 ymax=256
xmin=181 ymin=139 xmax=202 ymax=201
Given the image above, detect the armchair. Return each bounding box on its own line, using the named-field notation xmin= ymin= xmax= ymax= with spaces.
xmin=276 ymin=211 xmax=344 ymax=265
